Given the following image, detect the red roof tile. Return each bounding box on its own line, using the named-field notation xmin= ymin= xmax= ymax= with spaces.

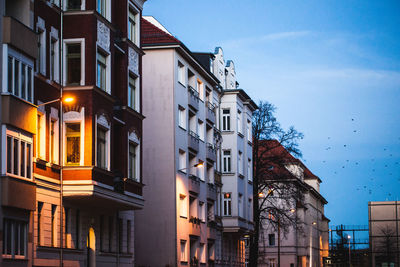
xmin=141 ymin=18 xmax=181 ymax=45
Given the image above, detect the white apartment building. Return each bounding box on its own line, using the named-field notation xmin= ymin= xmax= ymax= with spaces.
xmin=136 ymin=17 xmax=223 ymax=267
xmin=258 ymin=141 xmax=329 ymax=267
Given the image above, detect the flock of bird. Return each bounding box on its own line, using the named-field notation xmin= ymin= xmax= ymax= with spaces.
xmin=305 ymin=118 xmax=399 ymax=199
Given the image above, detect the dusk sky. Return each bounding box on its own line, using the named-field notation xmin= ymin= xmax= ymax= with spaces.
xmin=143 ymin=0 xmax=400 ymax=227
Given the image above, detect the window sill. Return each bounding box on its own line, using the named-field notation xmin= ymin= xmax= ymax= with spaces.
xmin=221 ymin=130 xmax=234 ymax=134
xmin=2 ymin=255 xmax=28 ymax=261
xmin=248 ymin=180 xmax=253 ymax=185
xmin=180 ymin=215 xmax=188 ymax=219
xmin=247 ymin=140 xmax=252 ymax=146
xmin=222 ymin=172 xmax=235 ymax=176
xmin=178 ymin=170 xmax=187 ymax=175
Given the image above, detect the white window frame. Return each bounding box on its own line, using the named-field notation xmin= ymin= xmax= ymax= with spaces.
xmin=248 ymin=158 xmax=252 ymax=182
xmin=198 ymin=120 xmax=204 ymax=141
xmin=247 ymin=119 xmax=252 ymax=142
xmin=97 ymin=0 xmax=111 ymax=21
xmin=199 ymin=243 xmax=206 ymax=263
xmin=199 ymin=201 xmax=205 ymax=222
xmin=238 ymin=151 xmax=243 ymax=175
xmin=223 ymin=193 xmax=232 ymax=216
xmin=197 ymin=79 xmax=204 ymax=101
xmin=178 ymin=150 xmax=186 ymax=172
xmin=178 ymin=106 xmax=186 ymax=130
xmin=63 ymin=0 xmax=86 ymax=11
xmin=128 ymin=131 xmax=140 ymax=182
xmin=63 ymin=108 xmax=85 ymax=166
xmin=96 ymin=49 xmax=111 ymax=93
xmin=223 ymin=150 xmax=231 ymax=173
xmin=180 ymin=240 xmax=188 ymax=262
xmin=3 ymin=126 xmax=33 ymax=180
xmin=222 ymin=109 xmax=231 ymax=131
xmin=36 ymin=17 xmax=46 ymax=75
xmin=36 ymin=105 xmax=46 ymax=160
xmin=179 ymin=194 xmax=188 ymax=218
xmin=63 ymin=38 xmax=85 ymax=86
xmin=49 ymin=107 xmax=60 ymax=164
xmin=127 ymin=2 xmax=140 ymax=46
xmin=49 ymin=27 xmax=60 ymax=83
xmin=237 ymin=109 xmax=242 ymax=134
xmin=178 ymin=61 xmax=185 ymax=85
xmin=96 ymin=114 xmax=111 ymax=170
xmin=128 ymin=72 xmax=140 ymax=112
xmin=238 ymin=194 xmax=243 ymax=218
xmin=197 ymin=160 xmax=204 ymax=181
xmin=2 ymin=46 xmax=34 ymax=102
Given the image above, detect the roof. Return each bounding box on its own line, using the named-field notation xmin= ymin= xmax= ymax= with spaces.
xmin=222 ymin=89 xmax=258 ymax=111
xmin=141 ymin=17 xmax=180 ymax=46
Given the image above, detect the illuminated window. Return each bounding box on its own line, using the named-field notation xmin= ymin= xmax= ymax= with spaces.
xmin=223 ymin=193 xmax=232 ymax=216
xmin=66 ymin=123 xmax=80 ymax=165
xmin=6 ymin=128 xmax=32 ymax=179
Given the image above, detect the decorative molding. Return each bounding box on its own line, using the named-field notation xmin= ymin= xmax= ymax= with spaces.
xmin=97 ymin=20 xmax=110 ymax=52
xmin=128 ymin=47 xmax=139 ymax=75
xmin=50 ymin=107 xmax=59 ymax=119
xmin=37 ymin=16 xmax=45 ymax=30
xmin=50 ymin=26 xmax=59 ymax=39
xmin=97 ymin=114 xmax=110 ymax=128
xmin=128 ymin=131 xmax=139 ymax=144
xmin=64 ymin=110 xmax=82 ymax=121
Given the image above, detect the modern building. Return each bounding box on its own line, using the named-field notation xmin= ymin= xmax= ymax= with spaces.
xmin=135 ymin=17 xmax=223 ymax=267
xmin=369 ymin=201 xmax=400 ymax=267
xmin=257 ymin=140 xmax=329 ymax=267
xmin=1 ymin=0 xmax=146 ymax=266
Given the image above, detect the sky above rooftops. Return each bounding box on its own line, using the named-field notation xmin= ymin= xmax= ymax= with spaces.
xmin=143 ymin=0 xmax=400 ymax=227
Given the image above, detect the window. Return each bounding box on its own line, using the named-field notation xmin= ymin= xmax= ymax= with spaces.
xmin=248 ymin=199 xmax=252 ymax=221
xmin=248 ymin=159 xmax=252 ymax=181
xmin=37 ymin=112 xmax=46 ymax=159
xmin=97 ymin=0 xmax=106 ymax=17
xmin=50 ymin=36 xmax=60 ymax=82
xmin=6 ymin=52 xmax=34 ymax=102
xmin=51 ymin=204 xmax=57 ymax=247
xmin=127 ymin=220 xmax=131 ymax=253
xmin=199 ymin=243 xmax=206 ymax=263
xmin=3 ymin=219 xmax=27 ymax=257
xmin=179 ymin=194 xmax=188 ymax=218
xmin=37 ymin=202 xmax=43 ymax=246
xmin=207 ymin=202 xmax=215 ymax=222
xmin=178 ymin=106 xmax=186 ymax=129
xmin=222 ymin=109 xmax=230 ymax=131
xmin=128 ymin=6 xmax=138 ymax=44
xmin=75 ymin=209 xmax=80 ymax=249
xmin=118 ymin=218 xmax=123 ymax=253
xmin=128 ymin=132 xmax=140 ymax=182
xmin=268 ymin=258 xmax=276 ymax=267
xmin=223 ymin=150 xmax=231 ymax=173
xmin=97 ymin=126 xmax=108 ymax=169
xmin=50 ymin=0 xmax=60 ymax=6
xmin=223 ymin=193 xmax=232 ymax=216
xmin=199 ymin=201 xmax=205 ymax=222
xmin=66 ymin=0 xmax=82 ymax=10
xmin=237 ymin=110 xmax=242 ymax=134
xmin=128 ymin=142 xmax=139 ymax=181
xmin=179 ymin=150 xmax=186 ymax=172
xmin=128 ymin=75 xmax=138 ymax=111
xmin=6 ymin=129 xmax=32 ymax=179
xmin=178 ymin=61 xmax=185 ymax=84
xmin=96 ymin=51 xmax=108 ymax=92
xmin=180 ymin=240 xmax=187 ymax=262
xmin=37 ymin=27 xmax=46 ymax=75
xmin=238 ymin=151 xmax=243 ymax=175
xmin=268 ymin=234 xmax=275 ymax=246
xmin=65 ymin=42 xmax=83 ymax=86
xmin=108 ymin=216 xmax=113 ymax=252
xmin=197 ymin=79 xmax=204 ymax=101
xmin=247 ymin=119 xmax=252 ymax=141
xmin=66 ymin=123 xmax=80 ymax=165
xmin=238 ymin=194 xmax=243 ymax=218
xmin=198 ymin=120 xmax=204 ymax=141
xmin=49 ymin=116 xmax=59 ymax=164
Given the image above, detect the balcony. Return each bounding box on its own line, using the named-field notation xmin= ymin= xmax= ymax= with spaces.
xmin=188 ymin=86 xmax=199 ymax=111
xmin=1 ymin=176 xmax=36 ymax=211
xmin=207 ymin=221 xmax=219 ymax=240
xmin=214 ymin=171 xmax=222 ymax=185
xmin=62 ymin=167 xmax=144 ymax=210
xmin=1 ymin=94 xmax=37 ymax=134
xmin=206 ymin=143 xmax=217 ymax=162
xmin=207 ymin=183 xmax=217 ymax=201
xmin=206 ymin=101 xmax=216 ymax=124
xmin=188 ymin=130 xmax=200 ymax=152
xmin=188 ymin=174 xmax=200 ymax=195
xmin=189 ymin=216 xmax=201 ymax=237
xmin=2 ymin=16 xmax=37 ymax=59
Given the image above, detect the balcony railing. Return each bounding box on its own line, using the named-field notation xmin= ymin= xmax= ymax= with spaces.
xmin=206 ymin=101 xmax=216 ymax=123
xmin=206 ymin=142 xmax=217 ymax=162
xmin=207 ymin=182 xmax=217 ymax=201
xmin=214 ymin=171 xmax=222 ymax=185
xmin=189 ymin=174 xmax=200 ymax=194
xmin=188 ymin=130 xmax=200 ymax=152
xmin=188 ymin=86 xmax=199 ymax=110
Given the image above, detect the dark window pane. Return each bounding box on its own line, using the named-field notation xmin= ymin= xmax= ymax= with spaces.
xmin=66 ymin=44 xmax=81 ymax=85
xmin=26 ymin=144 xmax=31 ymax=178
xmin=21 ymin=64 xmax=26 ymax=99
xmin=8 ymin=56 xmax=13 ymax=93
xmin=67 ymin=0 xmax=81 ymax=10
xmin=27 ymin=67 xmax=32 ymax=101
xmin=20 ymin=141 xmax=25 ymax=177
xmin=13 ymin=139 xmax=18 ymax=175
xmin=14 ymin=60 xmax=19 ymax=96
xmin=66 ymin=123 xmax=80 ymax=164
xmin=7 ymin=136 xmax=12 ymax=173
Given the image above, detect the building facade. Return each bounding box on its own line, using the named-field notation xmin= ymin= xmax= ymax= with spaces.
xmin=1 ymin=0 xmax=146 ymax=266
xmin=369 ymin=201 xmax=400 ymax=267
xmin=257 ymin=140 xmax=329 ymax=267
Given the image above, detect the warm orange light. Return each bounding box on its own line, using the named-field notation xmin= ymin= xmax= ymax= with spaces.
xmin=63 ymin=97 xmax=75 ymax=104
xmin=258 ymin=192 xmax=264 ymax=198
xmin=290 ymin=208 xmax=296 ymax=213
xmin=312 ymin=221 xmax=317 ymax=225
xmin=194 ymin=162 xmax=204 ymax=168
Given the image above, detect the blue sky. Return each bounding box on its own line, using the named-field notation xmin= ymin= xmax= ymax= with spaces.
xmin=143 ymin=0 xmax=400 ymax=227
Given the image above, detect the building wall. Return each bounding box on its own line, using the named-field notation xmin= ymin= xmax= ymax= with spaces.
xmin=135 ymin=48 xmax=177 ymax=267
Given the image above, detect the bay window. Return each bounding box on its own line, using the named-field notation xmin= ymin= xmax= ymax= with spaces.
xmin=6 ymin=50 xmax=34 ymax=102
xmin=6 ymin=128 xmax=32 ymax=179
xmin=66 ymin=123 xmax=81 ymax=165
xmin=96 ymin=115 xmax=110 ymax=170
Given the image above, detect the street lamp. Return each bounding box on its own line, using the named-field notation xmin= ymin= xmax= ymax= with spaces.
xmin=178 ymin=162 xmax=204 ymax=172
xmin=347 ymin=235 xmax=351 ymax=267
xmin=37 ymin=96 xmax=75 ymax=106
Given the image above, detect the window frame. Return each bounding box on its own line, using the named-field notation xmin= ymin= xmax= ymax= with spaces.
xmin=223 ymin=150 xmax=231 ymax=173
xmin=127 ymin=2 xmax=140 ymax=46
xmin=2 ymin=218 xmax=28 ymax=258
xmin=49 ymin=107 xmax=59 ymax=164
xmin=36 ymin=108 xmax=46 ymax=160
xmin=63 ymin=38 xmax=85 ymax=86
xmin=64 ymin=0 xmax=85 ymax=11
xmin=177 ymin=61 xmax=185 ymax=85
xmin=222 ymin=109 xmax=231 ymax=131
xmin=96 ymin=115 xmax=110 ymax=170
xmin=180 ymin=239 xmax=188 ymax=263
xmin=179 ymin=194 xmax=188 ymax=218
xmin=63 ymin=108 xmax=85 ymax=166
xmin=128 ymin=73 xmax=139 ymax=111
xmin=96 ymin=0 xmax=111 ymax=20
xmin=178 ymin=150 xmax=186 ymax=173
xmin=178 ymin=106 xmax=186 ymax=130
xmin=223 ymin=193 xmax=232 ymax=216
xmin=49 ymin=27 xmax=60 ymax=83
xmin=96 ymin=49 xmax=110 ymax=93
xmin=36 ymin=18 xmax=46 ymax=75
xmin=128 ymin=131 xmax=140 ymax=182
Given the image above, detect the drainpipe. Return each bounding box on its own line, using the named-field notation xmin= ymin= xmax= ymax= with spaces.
xmin=60 ymin=1 xmax=64 ymax=265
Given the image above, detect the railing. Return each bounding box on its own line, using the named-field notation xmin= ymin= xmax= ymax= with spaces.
xmin=206 ymin=101 xmax=216 ymax=112
xmin=188 ymin=86 xmax=199 ymax=99
xmin=189 ymin=130 xmax=200 ymax=140
xmin=214 ymin=171 xmax=222 ymax=184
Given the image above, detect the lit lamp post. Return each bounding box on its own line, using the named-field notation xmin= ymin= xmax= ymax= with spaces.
xmin=347 ymin=235 xmax=351 ymax=267
xmin=38 ymin=95 xmax=75 ymax=266
xmin=179 ymin=162 xmax=204 ymax=172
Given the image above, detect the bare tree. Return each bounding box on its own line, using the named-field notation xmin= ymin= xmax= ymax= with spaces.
xmin=249 ymin=101 xmax=304 ymax=267
xmin=375 ymin=225 xmax=398 ymax=266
